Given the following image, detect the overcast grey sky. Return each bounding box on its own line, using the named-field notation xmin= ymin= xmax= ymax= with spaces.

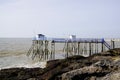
xmin=0 ymin=0 xmax=120 ymax=38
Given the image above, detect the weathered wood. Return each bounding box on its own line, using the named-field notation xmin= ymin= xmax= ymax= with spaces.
xmin=111 ymin=40 xmax=115 ymax=49
xmin=51 ymin=41 xmax=55 ymax=60
xmin=44 ymin=40 xmax=49 ymax=60
xmin=27 ymin=38 xmax=112 ymax=61
xmin=101 ymin=43 xmax=104 ymax=52
xmin=89 ymin=43 xmax=91 ymax=56
xmin=78 ymin=42 xmax=80 ymax=55
xmin=66 ymin=42 xmax=69 ymax=58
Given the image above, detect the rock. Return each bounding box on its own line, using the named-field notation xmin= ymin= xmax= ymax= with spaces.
xmin=61 ymin=66 xmax=102 ymax=80
xmin=27 ymin=78 xmax=37 ymax=80
xmin=60 ymin=58 xmax=120 ymax=80
xmin=108 ymin=48 xmax=120 ymax=56
xmin=98 ymin=70 xmax=120 ymax=80
xmin=0 ymin=48 xmax=120 ymax=80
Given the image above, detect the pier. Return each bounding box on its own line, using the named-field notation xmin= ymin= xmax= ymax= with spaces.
xmin=27 ymin=34 xmax=114 ymax=61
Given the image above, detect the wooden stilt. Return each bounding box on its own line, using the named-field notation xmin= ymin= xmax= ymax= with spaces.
xmin=111 ymin=40 xmax=115 ymax=49
xmin=82 ymin=43 xmax=84 ymax=55
xmin=84 ymin=43 xmax=87 ymax=55
xmin=89 ymin=43 xmax=91 ymax=56
xmin=95 ymin=43 xmax=97 ymax=54
xmin=51 ymin=41 xmax=55 ymax=60
xmin=44 ymin=40 xmax=49 ymax=60
xmin=27 ymin=37 xmax=113 ymax=61
xmin=101 ymin=43 xmax=104 ymax=52
xmin=78 ymin=42 xmax=80 ymax=55
xmin=66 ymin=42 xmax=69 ymax=58
xmin=96 ymin=43 xmax=98 ymax=53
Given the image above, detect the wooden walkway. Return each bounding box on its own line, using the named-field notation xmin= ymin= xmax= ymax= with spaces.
xmin=27 ymin=34 xmax=114 ymax=61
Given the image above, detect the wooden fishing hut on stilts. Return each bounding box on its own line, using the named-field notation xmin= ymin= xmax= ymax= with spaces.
xmin=27 ymin=34 xmax=112 ymax=61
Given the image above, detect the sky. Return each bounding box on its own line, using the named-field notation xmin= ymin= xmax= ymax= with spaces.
xmin=0 ymin=0 xmax=120 ymax=38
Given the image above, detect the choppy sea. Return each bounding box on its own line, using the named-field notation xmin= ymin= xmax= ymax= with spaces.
xmin=0 ymin=38 xmax=47 ymax=70
xmin=0 ymin=38 xmax=120 ymax=70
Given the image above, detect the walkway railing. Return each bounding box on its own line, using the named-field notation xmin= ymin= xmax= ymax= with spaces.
xmin=27 ymin=34 xmax=113 ymax=61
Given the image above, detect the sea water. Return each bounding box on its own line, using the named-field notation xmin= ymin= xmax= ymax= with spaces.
xmin=0 ymin=38 xmax=47 ymax=69
xmin=0 ymin=38 xmax=120 ymax=70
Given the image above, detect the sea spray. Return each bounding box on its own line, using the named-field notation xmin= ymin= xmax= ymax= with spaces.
xmin=0 ymin=54 xmax=46 ymax=70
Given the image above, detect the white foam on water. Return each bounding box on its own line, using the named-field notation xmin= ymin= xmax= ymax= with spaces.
xmin=0 ymin=54 xmax=47 ymax=70
xmin=0 ymin=52 xmax=87 ymax=70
